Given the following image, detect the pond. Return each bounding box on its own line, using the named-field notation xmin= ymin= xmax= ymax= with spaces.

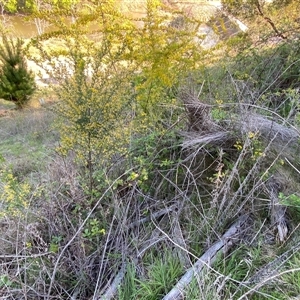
xmin=0 ymin=9 xmax=230 ymax=86
xmin=2 ymin=15 xmax=39 ymax=38
xmin=1 ymin=12 xmax=146 ymax=39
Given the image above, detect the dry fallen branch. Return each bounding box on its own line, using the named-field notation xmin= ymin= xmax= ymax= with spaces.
xmin=98 ymin=261 xmax=128 ymax=300
xmin=182 ymin=112 xmax=299 ymax=153
xmin=96 ymin=206 xmax=176 ymax=300
xmin=244 ymin=240 xmax=300 ymax=287
xmin=239 ymin=113 xmax=299 ymax=148
xmin=128 ymin=205 xmax=176 ymax=229
xmin=266 ymin=177 xmax=288 ymax=243
xmin=181 ymin=131 xmax=230 ymax=149
xmin=162 ymin=215 xmax=250 ymax=300
xmin=180 ymin=89 xmax=299 ymax=157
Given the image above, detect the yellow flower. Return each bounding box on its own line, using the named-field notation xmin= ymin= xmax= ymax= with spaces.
xmin=248 ymin=131 xmax=256 ymax=139
xmin=26 ymin=242 xmax=32 ymax=249
xmin=234 ymin=141 xmax=243 ymax=151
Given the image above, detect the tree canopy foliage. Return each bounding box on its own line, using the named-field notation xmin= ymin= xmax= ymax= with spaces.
xmin=222 ymin=0 xmax=300 ymax=40
xmin=0 ymin=0 xmax=78 ymax=13
xmin=0 ymin=35 xmax=35 ymax=108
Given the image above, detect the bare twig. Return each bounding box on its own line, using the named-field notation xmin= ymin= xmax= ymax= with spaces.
xmin=254 ymin=1 xmax=286 ymax=39
xmin=162 ymin=215 xmax=249 ymax=300
xmin=128 ymin=205 xmax=176 ymax=229
xmin=266 ymin=177 xmax=288 ymax=243
xmin=98 ymin=261 xmax=128 ymax=300
xmin=46 ymin=169 xmax=133 ymax=299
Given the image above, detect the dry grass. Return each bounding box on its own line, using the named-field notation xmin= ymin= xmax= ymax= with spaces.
xmin=0 ymin=95 xmax=299 ymax=299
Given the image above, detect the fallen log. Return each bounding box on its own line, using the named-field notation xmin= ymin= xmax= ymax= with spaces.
xmin=180 ymin=90 xmax=300 ymax=160
xmin=239 ymin=113 xmax=299 ymax=158
xmin=182 ymin=113 xmax=299 ymax=154
xmin=162 ymin=215 xmax=249 ymax=300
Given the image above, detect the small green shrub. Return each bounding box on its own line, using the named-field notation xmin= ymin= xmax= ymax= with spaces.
xmin=0 ymin=35 xmax=36 ymax=109
xmin=119 ymin=252 xmax=183 ymax=300
xmin=0 ymin=166 xmax=31 ymax=218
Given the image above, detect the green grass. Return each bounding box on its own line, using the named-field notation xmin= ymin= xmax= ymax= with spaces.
xmin=1 ymin=94 xmax=299 ymax=300
xmin=0 ymin=106 xmax=58 ymax=180
xmin=118 ymin=252 xmax=183 ymax=300
xmin=0 ymin=98 xmax=16 ymax=110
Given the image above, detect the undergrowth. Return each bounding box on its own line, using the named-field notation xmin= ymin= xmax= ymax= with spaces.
xmin=0 ymin=1 xmax=300 ymax=299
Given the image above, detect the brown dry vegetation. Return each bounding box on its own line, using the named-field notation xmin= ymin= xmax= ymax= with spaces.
xmin=0 ymin=1 xmax=300 ymax=300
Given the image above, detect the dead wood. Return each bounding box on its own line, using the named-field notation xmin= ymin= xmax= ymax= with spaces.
xmin=180 ymin=88 xmax=216 ymax=132
xmin=182 ymin=111 xmax=299 ymax=151
xmin=181 ymin=131 xmax=230 ymax=149
xmin=266 ymin=177 xmax=289 ymax=243
xmin=98 ymin=261 xmax=128 ymax=300
xmin=181 ymin=105 xmax=300 ymax=167
xmin=162 ymin=215 xmax=249 ymax=300
xmin=245 ymin=240 xmax=300 ymax=285
xmin=239 ymin=113 xmax=299 ymax=154
xmin=97 ymin=206 xmax=176 ymax=300
xmin=180 ymin=87 xmax=299 ymax=156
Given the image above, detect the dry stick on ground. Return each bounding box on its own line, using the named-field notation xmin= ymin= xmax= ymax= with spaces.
xmin=266 ymin=177 xmax=288 ymax=243
xmin=96 ymin=206 xmax=177 ymax=300
xmin=46 ymin=169 xmax=134 ymax=299
xmin=237 ymin=267 xmax=300 ymax=300
xmin=180 ymin=85 xmax=300 ymax=147
xmin=162 ymin=215 xmax=250 ymax=300
xmin=98 ymin=261 xmax=129 ymax=300
xmin=246 ymin=240 xmax=300 ymax=286
xmin=182 ymin=111 xmax=299 ymax=154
